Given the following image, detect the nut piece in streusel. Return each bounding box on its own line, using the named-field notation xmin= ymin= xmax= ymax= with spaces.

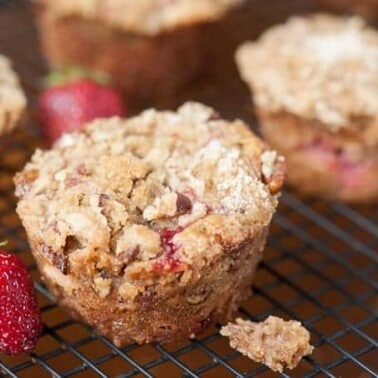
xmin=236 ymin=15 xmax=378 ymax=202
xmin=220 ymin=316 xmax=313 ymax=373
xmin=14 ymin=102 xmax=285 ymax=346
xmin=0 ymin=55 xmax=26 ymax=136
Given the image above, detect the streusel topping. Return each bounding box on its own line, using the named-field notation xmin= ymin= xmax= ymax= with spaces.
xmin=236 ymin=15 xmax=378 ymax=132
xmin=15 ymin=103 xmax=282 ymax=282
xmin=0 ymin=55 xmax=26 ymax=135
xmin=38 ymin=0 xmax=244 ymax=35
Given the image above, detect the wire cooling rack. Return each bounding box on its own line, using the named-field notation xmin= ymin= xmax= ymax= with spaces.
xmin=0 ymin=1 xmax=377 ymax=377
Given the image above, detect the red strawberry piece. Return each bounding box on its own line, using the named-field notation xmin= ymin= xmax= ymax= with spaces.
xmin=38 ymin=70 xmax=126 ymax=144
xmin=153 ymin=227 xmax=184 ymax=272
xmin=0 ymin=249 xmax=42 ymax=355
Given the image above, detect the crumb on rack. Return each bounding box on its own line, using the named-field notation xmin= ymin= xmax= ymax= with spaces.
xmin=220 ymin=316 xmax=313 ymax=373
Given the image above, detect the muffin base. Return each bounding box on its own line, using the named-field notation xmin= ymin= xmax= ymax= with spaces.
xmin=258 ymin=111 xmax=378 ymax=203
xmin=31 ymin=227 xmax=268 ymax=346
xmin=35 ymin=5 xmax=209 ymax=105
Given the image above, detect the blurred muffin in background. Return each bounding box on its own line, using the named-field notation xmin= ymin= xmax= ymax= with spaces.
xmin=236 ymin=14 xmax=378 ymax=202
xmin=314 ymin=0 xmax=378 ymax=22
xmin=33 ymin=0 xmax=244 ymax=106
xmin=0 ymin=55 xmax=26 ymax=137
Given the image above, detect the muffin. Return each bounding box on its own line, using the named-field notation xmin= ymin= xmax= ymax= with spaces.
xmin=34 ymin=0 xmax=244 ymax=104
xmin=0 ymin=55 xmax=26 ymax=136
xmin=315 ymin=0 xmax=378 ymax=22
xmin=14 ymin=102 xmax=285 ymax=346
xmin=236 ymin=15 xmax=378 ymax=202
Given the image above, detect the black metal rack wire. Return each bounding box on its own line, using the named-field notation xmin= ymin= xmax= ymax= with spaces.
xmin=0 ymin=1 xmax=377 ymax=377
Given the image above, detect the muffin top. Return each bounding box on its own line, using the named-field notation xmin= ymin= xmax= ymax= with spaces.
xmin=236 ymin=15 xmax=378 ymax=134
xmin=38 ymin=0 xmax=244 ymax=35
xmin=15 ymin=102 xmax=284 ymax=286
xmin=0 ymin=55 xmax=26 ymax=136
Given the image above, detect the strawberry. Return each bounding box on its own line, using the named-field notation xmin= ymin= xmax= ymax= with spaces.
xmin=38 ymin=67 xmax=126 ymax=144
xmin=0 ymin=245 xmax=42 ymax=355
xmin=153 ymin=227 xmax=185 ymax=272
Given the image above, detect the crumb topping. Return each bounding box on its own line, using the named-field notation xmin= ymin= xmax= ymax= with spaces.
xmin=38 ymin=0 xmax=244 ymax=35
xmin=15 ymin=102 xmax=283 ymax=298
xmin=236 ymin=15 xmax=378 ymax=132
xmin=221 ymin=316 xmax=314 ymax=373
xmin=0 ymin=55 xmax=26 ymax=135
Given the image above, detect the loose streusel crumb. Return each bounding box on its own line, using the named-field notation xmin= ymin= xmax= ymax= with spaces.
xmin=37 ymin=0 xmax=244 ymax=35
xmin=236 ymin=14 xmax=378 ymax=132
xmin=0 ymin=55 xmax=26 ymax=136
xmin=220 ymin=316 xmax=313 ymax=373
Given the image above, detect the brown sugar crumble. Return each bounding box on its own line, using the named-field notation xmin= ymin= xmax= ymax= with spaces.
xmin=220 ymin=316 xmax=314 ymax=373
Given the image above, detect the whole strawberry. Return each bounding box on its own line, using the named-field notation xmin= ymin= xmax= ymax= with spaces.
xmin=38 ymin=67 xmax=126 ymax=144
xmin=0 ymin=248 xmax=42 ymax=355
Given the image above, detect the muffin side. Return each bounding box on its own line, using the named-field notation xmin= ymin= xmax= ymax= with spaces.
xmin=258 ymin=112 xmax=378 ymax=202
xmin=32 ymin=226 xmax=268 ymax=345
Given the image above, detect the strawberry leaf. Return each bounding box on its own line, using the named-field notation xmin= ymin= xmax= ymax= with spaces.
xmin=44 ymin=65 xmax=112 ymax=87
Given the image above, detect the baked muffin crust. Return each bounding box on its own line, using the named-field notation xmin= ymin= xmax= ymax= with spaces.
xmin=0 ymin=55 xmax=26 ymax=136
xmin=15 ymin=102 xmax=284 ymax=344
xmin=37 ymin=0 xmax=244 ymax=35
xmin=236 ymin=15 xmax=378 ymax=137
